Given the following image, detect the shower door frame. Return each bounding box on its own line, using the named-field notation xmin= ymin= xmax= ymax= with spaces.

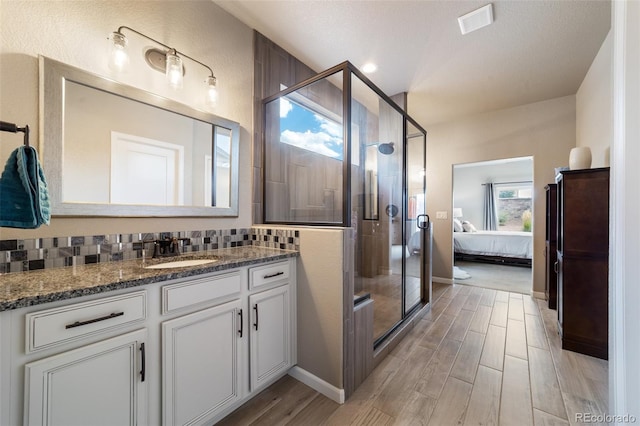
xmin=261 ymin=61 xmax=428 ymax=347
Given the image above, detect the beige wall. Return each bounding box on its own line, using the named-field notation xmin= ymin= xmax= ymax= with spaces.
xmin=295 ymin=227 xmax=345 ymax=388
xmin=424 ymin=95 xmax=576 ymax=294
xmin=0 ymin=0 xmax=253 ymax=239
xmin=577 ymin=31 xmax=613 ymax=168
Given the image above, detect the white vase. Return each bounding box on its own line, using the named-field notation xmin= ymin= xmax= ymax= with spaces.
xmin=569 ymin=147 xmax=592 ymax=170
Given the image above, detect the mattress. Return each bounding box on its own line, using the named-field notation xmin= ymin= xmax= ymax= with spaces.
xmin=453 ymin=231 xmax=533 ymax=259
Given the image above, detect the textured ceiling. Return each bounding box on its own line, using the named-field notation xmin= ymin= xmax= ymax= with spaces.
xmin=215 ymin=0 xmax=610 ymax=128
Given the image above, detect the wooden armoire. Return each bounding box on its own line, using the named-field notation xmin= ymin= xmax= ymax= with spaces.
xmin=556 ymin=167 xmax=609 ymax=360
xmin=544 ymin=184 xmax=558 ymax=309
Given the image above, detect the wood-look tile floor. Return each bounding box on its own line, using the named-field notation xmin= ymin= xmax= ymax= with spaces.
xmin=356 ymin=273 xmax=422 ymax=341
xmin=218 ymin=283 xmax=608 ymax=426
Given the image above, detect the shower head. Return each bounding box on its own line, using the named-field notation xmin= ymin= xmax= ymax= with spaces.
xmin=378 ymin=142 xmax=394 ymax=155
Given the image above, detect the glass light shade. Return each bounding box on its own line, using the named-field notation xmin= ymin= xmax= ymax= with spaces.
xmin=108 ymin=32 xmax=129 ymax=71
xmin=165 ymin=51 xmax=183 ymax=89
xmin=206 ymin=75 xmax=218 ymax=107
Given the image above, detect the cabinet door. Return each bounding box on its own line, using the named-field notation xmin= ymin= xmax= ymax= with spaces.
xmin=24 ymin=329 xmax=148 ymax=426
xmin=560 ymin=255 xmax=608 ymax=359
xmin=545 ymin=242 xmax=558 ymax=310
xmin=162 ymin=300 xmax=242 ymax=426
xmin=249 ymin=285 xmax=291 ymax=391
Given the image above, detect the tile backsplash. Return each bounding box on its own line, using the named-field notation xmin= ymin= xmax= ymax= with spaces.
xmin=0 ymin=227 xmax=300 ymax=274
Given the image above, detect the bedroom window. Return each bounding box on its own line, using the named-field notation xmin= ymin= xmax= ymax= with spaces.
xmin=497 ymin=184 xmax=532 ymax=232
xmin=498 ymin=187 xmax=532 ymax=199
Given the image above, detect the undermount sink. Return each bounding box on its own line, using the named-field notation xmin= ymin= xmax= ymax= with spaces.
xmin=143 ymin=259 xmax=218 ymax=270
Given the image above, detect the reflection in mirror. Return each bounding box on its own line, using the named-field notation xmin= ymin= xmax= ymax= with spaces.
xmin=41 ymin=56 xmax=239 ymax=217
xmin=364 ymin=144 xmax=379 ymax=220
xmin=213 ymin=127 xmax=231 ymax=208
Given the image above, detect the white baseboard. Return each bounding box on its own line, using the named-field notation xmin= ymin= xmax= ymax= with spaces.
xmin=532 ymin=291 xmax=546 ymax=300
xmin=433 ymin=276 xmax=453 ymax=285
xmin=288 ymin=366 xmax=345 ymax=404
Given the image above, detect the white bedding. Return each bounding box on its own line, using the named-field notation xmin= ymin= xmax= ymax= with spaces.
xmin=453 ymin=231 xmax=533 ymax=259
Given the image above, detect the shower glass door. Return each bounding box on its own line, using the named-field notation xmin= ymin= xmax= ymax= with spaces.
xmin=351 ymin=74 xmax=420 ymax=344
xmin=262 ymin=62 xmax=428 ymax=347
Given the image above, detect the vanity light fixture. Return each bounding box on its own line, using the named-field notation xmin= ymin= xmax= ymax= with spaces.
xmin=108 ymin=31 xmax=129 ymax=71
xmin=206 ymin=75 xmax=218 ymax=107
xmin=164 ymin=49 xmax=184 ymax=89
xmin=108 ymin=26 xmax=218 ymax=103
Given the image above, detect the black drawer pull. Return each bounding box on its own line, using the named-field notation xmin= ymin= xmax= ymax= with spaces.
xmin=140 ymin=342 xmax=146 ymax=382
xmin=65 ymin=312 xmax=125 ymax=329
xmin=238 ymin=309 xmax=244 ymax=338
xmin=263 ymin=271 xmax=284 ymax=279
xmin=253 ymin=304 xmax=259 ymax=331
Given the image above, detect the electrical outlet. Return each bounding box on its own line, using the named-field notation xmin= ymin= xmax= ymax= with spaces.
xmin=436 ymin=211 xmax=447 ymax=219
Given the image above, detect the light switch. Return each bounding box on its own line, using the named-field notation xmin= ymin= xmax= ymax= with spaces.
xmin=436 ymin=211 xmax=448 ymax=219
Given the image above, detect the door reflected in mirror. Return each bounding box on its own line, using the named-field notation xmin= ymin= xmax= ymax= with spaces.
xmin=212 ymin=127 xmax=232 ymax=208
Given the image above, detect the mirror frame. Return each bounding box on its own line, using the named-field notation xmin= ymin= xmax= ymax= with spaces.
xmin=39 ymin=55 xmax=240 ymax=217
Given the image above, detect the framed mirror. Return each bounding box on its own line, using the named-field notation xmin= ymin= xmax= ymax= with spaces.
xmin=40 ymin=56 xmax=239 ymax=217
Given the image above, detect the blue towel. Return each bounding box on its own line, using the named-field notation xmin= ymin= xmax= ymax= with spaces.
xmin=0 ymin=146 xmax=50 ymax=228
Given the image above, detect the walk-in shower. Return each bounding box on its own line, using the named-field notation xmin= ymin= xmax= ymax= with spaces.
xmin=262 ymin=61 xmax=429 ymax=346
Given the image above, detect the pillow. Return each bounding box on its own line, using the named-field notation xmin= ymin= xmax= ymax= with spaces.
xmin=462 ymin=221 xmax=477 ymax=232
xmin=453 ymin=218 xmax=463 ymax=232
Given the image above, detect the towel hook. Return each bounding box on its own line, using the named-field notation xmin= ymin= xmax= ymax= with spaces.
xmin=0 ymin=121 xmax=30 ymax=147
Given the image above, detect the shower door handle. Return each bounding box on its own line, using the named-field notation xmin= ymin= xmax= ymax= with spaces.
xmin=417 ymin=214 xmax=430 ymax=230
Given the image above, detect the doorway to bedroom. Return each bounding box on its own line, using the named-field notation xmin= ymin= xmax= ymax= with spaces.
xmin=452 ymin=157 xmax=533 ymax=294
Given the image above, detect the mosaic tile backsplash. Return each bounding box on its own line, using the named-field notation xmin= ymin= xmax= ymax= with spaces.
xmin=0 ymin=227 xmax=300 ymax=274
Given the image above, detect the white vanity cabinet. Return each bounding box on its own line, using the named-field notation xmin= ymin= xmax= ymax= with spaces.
xmin=0 ymin=290 xmax=149 ymax=426
xmin=161 ymin=258 xmax=296 ymax=426
xmin=161 ymin=271 xmax=244 ymax=426
xmin=24 ymin=329 xmax=148 ymax=426
xmin=162 ymin=300 xmax=243 ymax=426
xmin=248 ymin=261 xmax=292 ymax=391
xmin=0 ymin=256 xmax=297 ymax=426
xmin=249 ymin=284 xmax=291 ymax=390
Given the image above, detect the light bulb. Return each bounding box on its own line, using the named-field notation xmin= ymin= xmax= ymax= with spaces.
xmin=165 ymin=51 xmax=183 ymax=89
xmin=206 ymin=75 xmax=218 ymax=107
xmin=108 ymin=31 xmax=129 ymax=71
xmin=362 ymin=63 xmax=377 ymax=74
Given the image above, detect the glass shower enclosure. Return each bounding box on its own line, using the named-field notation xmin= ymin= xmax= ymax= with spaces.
xmin=262 ymin=62 xmax=429 ymax=346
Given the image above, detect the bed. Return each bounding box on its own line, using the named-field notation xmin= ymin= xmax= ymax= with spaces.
xmin=453 ymin=230 xmax=533 ymax=267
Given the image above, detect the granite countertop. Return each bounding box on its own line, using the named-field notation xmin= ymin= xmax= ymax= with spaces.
xmin=0 ymin=246 xmax=298 ymax=312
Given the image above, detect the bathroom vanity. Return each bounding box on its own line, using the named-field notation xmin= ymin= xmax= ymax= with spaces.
xmin=0 ymin=246 xmax=297 ymax=425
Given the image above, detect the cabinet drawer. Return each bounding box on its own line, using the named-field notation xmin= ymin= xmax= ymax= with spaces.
xmin=250 ymin=261 xmax=290 ymax=290
xmin=162 ymin=271 xmax=241 ymax=314
xmin=26 ymin=291 xmax=146 ymax=353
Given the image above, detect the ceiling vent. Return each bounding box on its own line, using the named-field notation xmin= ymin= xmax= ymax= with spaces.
xmin=458 ymin=4 xmax=494 ymax=35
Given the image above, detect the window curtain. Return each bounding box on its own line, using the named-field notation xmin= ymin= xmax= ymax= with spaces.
xmin=483 ymin=183 xmax=498 ymax=230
